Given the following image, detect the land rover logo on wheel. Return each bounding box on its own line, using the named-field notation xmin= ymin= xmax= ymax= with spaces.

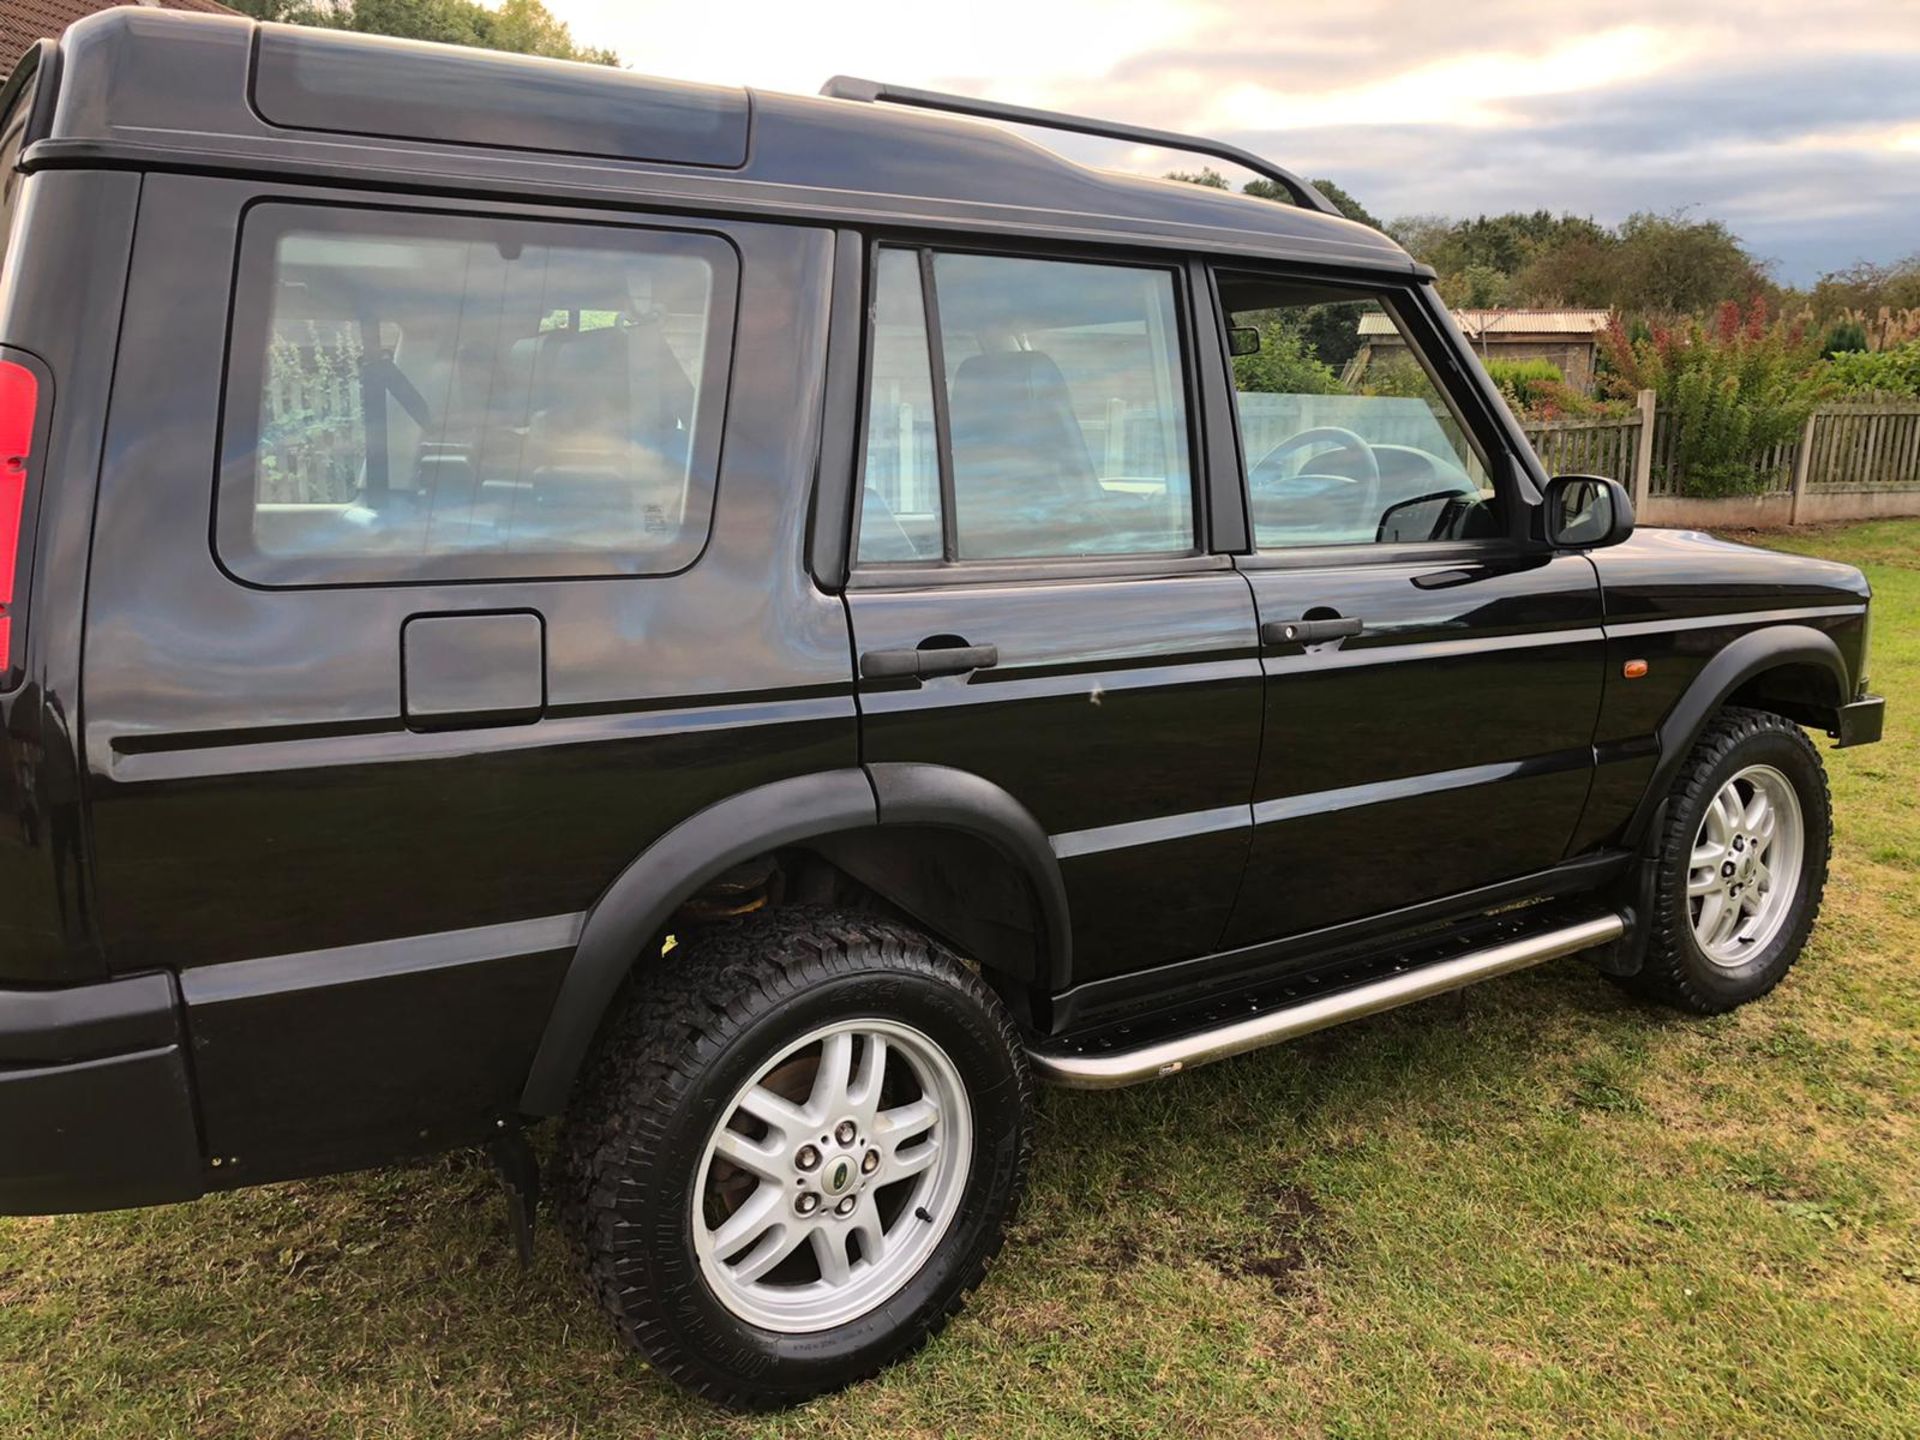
xmin=824 ymin=1157 xmax=855 ymax=1195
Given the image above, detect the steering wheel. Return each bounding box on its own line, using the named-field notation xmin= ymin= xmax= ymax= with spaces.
xmin=1250 ymin=425 xmax=1382 ymax=534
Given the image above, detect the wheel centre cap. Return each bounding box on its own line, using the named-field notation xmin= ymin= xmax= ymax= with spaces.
xmin=822 ymin=1155 xmax=857 ymax=1196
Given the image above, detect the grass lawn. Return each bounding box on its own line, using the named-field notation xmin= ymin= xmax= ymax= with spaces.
xmin=4 ymin=520 xmax=1918 ymax=1439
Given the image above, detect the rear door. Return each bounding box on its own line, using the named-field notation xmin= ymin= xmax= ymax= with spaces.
xmin=82 ymin=177 xmax=852 ymax=1175
xmin=1208 ymin=269 xmax=1606 ymax=948
xmin=845 ymin=244 xmax=1263 ymax=985
xmin=0 ymin=52 xmax=138 ymax=983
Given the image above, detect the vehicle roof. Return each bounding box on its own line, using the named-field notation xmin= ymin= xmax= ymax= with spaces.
xmin=20 ymin=9 xmax=1419 ymax=276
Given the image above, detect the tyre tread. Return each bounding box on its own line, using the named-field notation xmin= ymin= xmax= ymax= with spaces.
xmin=1628 ymin=705 xmax=1831 ymax=1014
xmin=557 ymin=906 xmax=1032 ymax=1409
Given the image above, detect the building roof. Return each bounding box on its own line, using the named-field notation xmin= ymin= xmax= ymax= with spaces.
xmin=1358 ymin=308 xmax=1611 ymax=338
xmin=0 ymin=0 xmax=233 ymax=68
xmin=21 ymin=9 xmax=1419 ymax=277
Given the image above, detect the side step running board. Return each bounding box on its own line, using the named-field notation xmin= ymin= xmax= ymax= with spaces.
xmin=1028 ymin=912 xmax=1626 ymax=1089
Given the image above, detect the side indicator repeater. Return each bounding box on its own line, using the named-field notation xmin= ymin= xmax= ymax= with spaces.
xmin=1623 ymin=659 xmax=1649 ymax=680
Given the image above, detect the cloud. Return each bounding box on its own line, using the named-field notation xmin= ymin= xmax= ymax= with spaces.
xmin=1247 ymin=52 xmax=1920 ymax=276
xmin=544 ymin=0 xmax=1920 ymax=282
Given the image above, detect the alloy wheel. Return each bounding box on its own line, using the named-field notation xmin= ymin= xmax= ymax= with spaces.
xmin=691 ymin=1018 xmax=973 ymax=1333
xmin=1686 ymin=763 xmax=1804 ymax=968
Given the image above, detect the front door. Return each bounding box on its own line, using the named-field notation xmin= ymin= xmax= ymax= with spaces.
xmin=1208 ymin=269 xmax=1606 ymax=947
xmin=845 ymin=244 xmax=1263 ymax=984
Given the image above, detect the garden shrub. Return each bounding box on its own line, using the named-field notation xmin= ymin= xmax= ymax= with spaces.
xmin=1480 ymin=357 xmax=1619 ymax=420
xmin=1231 ymin=321 xmax=1342 ymax=395
xmin=1599 ymin=298 xmax=1830 ymax=496
xmin=1826 ymin=340 xmax=1920 ymax=398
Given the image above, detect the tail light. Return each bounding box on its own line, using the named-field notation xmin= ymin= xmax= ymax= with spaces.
xmin=0 ymin=358 xmax=37 ymax=678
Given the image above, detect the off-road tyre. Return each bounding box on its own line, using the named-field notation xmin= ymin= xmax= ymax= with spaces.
xmin=1622 ymin=706 xmax=1831 ymax=1014
xmin=559 ymin=907 xmax=1033 ymax=1410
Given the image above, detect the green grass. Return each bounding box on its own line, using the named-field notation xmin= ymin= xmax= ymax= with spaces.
xmin=6 ymin=521 xmax=1920 ymax=1438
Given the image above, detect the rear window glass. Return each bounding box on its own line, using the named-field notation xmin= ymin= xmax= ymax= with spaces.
xmin=217 ymin=205 xmax=736 ymax=586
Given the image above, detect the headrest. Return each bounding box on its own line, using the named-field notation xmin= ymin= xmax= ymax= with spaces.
xmin=949 ymin=350 xmax=1077 ymax=432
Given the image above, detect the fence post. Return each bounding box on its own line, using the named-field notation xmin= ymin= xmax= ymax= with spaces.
xmin=1631 ymin=389 xmax=1656 ymax=511
xmin=1789 ymin=410 xmax=1817 ymax=525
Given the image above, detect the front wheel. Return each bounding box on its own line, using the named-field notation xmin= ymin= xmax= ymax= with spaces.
xmin=560 ymin=908 xmax=1032 ymax=1410
xmin=1629 ymin=706 xmax=1832 ymax=1013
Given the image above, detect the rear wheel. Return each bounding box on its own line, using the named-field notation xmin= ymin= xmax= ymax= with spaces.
xmin=560 ymin=908 xmax=1032 ymax=1409
xmin=1628 ymin=707 xmax=1831 ymax=1013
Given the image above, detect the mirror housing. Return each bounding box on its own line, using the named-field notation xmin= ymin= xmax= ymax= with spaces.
xmin=1226 ymin=325 xmax=1261 ymax=358
xmin=1542 ymin=474 xmax=1634 ymax=549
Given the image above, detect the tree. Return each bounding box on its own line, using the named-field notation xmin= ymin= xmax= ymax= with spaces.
xmin=1305 ymin=178 xmax=1379 ymax=230
xmin=228 ymin=0 xmax=618 ymax=65
xmin=1386 ymin=213 xmax=1454 ymax=265
xmin=1607 ymin=211 xmax=1770 ymax=317
xmin=1509 ymin=231 xmax=1620 ymax=308
xmin=1386 ymin=207 xmax=1772 ymax=320
xmin=1165 ymin=167 xmax=1380 ymax=231
xmin=1233 ymin=175 xmax=1381 ymax=229
xmin=1164 ymin=168 xmax=1377 ymax=372
xmin=1438 ymin=264 xmax=1512 ymax=309
xmin=1164 ymin=167 xmax=1230 ymax=190
xmin=1807 ymin=255 xmax=1920 ymax=325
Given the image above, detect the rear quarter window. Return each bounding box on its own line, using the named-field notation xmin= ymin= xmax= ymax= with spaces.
xmin=216 ymin=204 xmax=737 ymax=586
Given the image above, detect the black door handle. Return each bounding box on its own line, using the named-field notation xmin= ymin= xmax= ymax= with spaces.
xmin=860 ymin=643 xmax=999 ymax=680
xmin=1261 ymin=616 xmax=1364 ymax=646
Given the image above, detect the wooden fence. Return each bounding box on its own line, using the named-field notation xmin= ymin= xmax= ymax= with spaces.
xmin=1521 ymin=412 xmax=1642 ymax=488
xmin=1803 ymin=401 xmax=1920 ymax=492
xmin=1519 ymin=392 xmax=1920 ymax=525
xmin=1645 ymin=411 xmax=1799 ymax=498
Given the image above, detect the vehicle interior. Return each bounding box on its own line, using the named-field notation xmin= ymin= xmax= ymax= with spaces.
xmin=1216 ymin=273 xmax=1503 ymax=548
xmin=858 ymin=249 xmax=1196 ymax=563
xmin=246 ymin=226 xmax=715 ymax=563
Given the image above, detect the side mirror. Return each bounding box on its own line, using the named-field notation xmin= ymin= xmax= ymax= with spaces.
xmin=1542 ymin=474 xmax=1634 ymax=548
xmin=1226 ymin=325 xmax=1261 ymax=358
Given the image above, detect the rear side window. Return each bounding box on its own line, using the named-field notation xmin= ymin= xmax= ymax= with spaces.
xmin=217 ymin=205 xmax=736 ymax=586
xmin=856 ymin=245 xmax=1195 ymax=564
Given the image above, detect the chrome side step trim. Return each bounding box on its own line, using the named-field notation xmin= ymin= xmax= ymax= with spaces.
xmin=1027 ymin=912 xmax=1627 ymax=1089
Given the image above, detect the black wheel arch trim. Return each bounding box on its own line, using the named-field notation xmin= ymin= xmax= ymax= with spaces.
xmin=865 ymin=761 xmax=1074 ymax=992
xmin=519 ymin=769 xmax=879 ymax=1114
xmin=517 ymin=764 xmax=1072 ymax=1115
xmin=1623 ymin=623 xmax=1849 ymax=850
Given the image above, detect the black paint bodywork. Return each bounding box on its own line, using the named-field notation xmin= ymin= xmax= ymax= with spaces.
xmin=0 ymin=11 xmax=1882 ymax=1214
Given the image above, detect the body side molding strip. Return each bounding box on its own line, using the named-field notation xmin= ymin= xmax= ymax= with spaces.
xmin=1602 ymin=603 xmax=1864 ymax=639
xmin=1050 ymin=803 xmax=1249 ymax=860
xmin=1028 ymin=912 xmax=1625 ymax=1089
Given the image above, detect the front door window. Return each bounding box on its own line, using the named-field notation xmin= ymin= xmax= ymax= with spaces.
xmin=1217 ymin=273 xmax=1500 ymax=549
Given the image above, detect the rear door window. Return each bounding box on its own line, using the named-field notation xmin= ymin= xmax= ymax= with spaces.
xmin=856 ymin=245 xmax=1196 ymax=564
xmin=217 ymin=205 xmax=736 ymax=585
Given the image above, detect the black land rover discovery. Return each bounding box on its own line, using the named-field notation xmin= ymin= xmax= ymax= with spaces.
xmin=0 ymin=11 xmax=1885 ymax=1409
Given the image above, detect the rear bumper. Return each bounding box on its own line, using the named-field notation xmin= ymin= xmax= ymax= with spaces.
xmin=1835 ymin=695 xmax=1885 ymax=748
xmin=0 ymin=972 xmax=204 ymax=1215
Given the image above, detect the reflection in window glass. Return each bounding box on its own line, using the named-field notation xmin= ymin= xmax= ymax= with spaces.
xmin=856 ymin=249 xmax=1196 ymax=564
xmin=227 ymin=209 xmax=728 ymax=581
xmin=1218 ymin=274 xmax=1498 ymax=550
xmin=935 ymin=253 xmax=1193 ymax=559
xmin=857 ymin=250 xmax=941 ymax=562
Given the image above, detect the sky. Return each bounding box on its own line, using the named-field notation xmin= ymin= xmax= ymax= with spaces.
xmin=542 ymin=0 xmax=1920 ymax=285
